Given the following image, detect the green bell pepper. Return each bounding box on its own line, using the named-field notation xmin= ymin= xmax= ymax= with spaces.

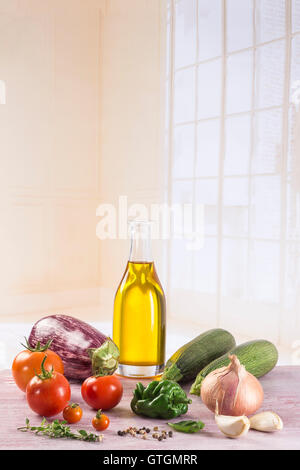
xmin=130 ymin=380 xmax=192 ymax=419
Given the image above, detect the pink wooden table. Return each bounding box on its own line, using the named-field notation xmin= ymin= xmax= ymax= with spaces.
xmin=1 ymin=366 xmax=299 ymax=450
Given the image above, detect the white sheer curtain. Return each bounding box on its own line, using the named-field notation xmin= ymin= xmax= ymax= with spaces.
xmin=164 ymin=0 xmax=300 ymax=357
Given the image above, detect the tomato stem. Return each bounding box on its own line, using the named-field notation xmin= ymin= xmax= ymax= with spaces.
xmin=35 ymin=355 xmax=54 ymax=381
xmin=21 ymin=337 xmax=53 ymax=353
xmin=95 ymin=409 xmax=102 ymax=419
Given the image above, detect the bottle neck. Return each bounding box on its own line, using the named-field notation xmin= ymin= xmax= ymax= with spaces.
xmin=129 ymin=222 xmax=153 ymax=263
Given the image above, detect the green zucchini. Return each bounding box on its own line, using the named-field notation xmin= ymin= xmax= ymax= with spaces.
xmin=190 ymin=339 xmax=278 ymax=396
xmin=161 ymin=329 xmax=236 ymax=383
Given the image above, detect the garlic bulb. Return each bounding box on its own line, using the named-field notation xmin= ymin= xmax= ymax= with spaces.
xmin=201 ymin=354 xmax=264 ymax=416
xmin=250 ymin=411 xmax=283 ymax=432
xmin=215 ymin=414 xmax=250 ymax=439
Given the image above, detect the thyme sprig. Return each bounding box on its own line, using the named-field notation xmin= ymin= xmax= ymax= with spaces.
xmin=18 ymin=418 xmax=103 ymax=442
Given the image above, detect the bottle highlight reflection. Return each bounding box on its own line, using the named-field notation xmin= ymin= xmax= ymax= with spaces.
xmin=113 ymin=221 xmax=166 ymax=378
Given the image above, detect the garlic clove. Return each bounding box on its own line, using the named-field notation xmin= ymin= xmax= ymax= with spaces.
xmin=215 ymin=414 xmax=250 ymax=439
xmin=249 ymin=411 xmax=283 ymax=432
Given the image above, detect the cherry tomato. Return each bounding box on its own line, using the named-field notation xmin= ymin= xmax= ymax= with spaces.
xmin=92 ymin=409 xmax=110 ymax=431
xmin=12 ymin=338 xmax=64 ymax=392
xmin=26 ymin=356 xmax=71 ymax=417
xmin=81 ymin=375 xmax=123 ymax=410
xmin=63 ymin=403 xmax=83 ymax=424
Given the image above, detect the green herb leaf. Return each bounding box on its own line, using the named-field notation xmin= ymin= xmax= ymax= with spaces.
xmin=18 ymin=418 xmax=101 ymax=442
xmin=167 ymin=420 xmax=205 ymax=434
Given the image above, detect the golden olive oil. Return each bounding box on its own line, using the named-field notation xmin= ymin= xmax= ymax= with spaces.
xmin=113 ymin=222 xmax=166 ymax=377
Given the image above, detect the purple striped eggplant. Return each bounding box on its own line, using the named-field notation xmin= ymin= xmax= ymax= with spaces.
xmin=28 ymin=314 xmax=119 ymax=381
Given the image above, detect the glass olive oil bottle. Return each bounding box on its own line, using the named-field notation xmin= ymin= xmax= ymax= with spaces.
xmin=113 ymin=221 xmax=166 ymax=378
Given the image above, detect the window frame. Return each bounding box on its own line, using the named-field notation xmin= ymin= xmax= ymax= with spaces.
xmin=165 ymin=0 xmax=300 ymax=348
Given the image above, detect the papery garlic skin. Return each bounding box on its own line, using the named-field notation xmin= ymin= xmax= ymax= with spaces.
xmin=215 ymin=414 xmax=250 ymax=439
xmin=250 ymin=411 xmax=283 ymax=432
xmin=201 ymin=355 xmax=264 ymax=416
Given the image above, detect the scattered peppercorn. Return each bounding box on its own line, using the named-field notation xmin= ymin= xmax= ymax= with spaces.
xmin=117 ymin=425 xmax=172 ymax=441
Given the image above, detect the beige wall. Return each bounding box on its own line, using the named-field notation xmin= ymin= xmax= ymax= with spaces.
xmin=0 ymin=0 xmax=166 ymax=321
xmin=0 ymin=0 xmax=105 ymax=319
xmin=98 ymin=0 xmax=167 ymax=309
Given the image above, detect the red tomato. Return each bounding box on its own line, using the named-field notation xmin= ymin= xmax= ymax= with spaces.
xmin=63 ymin=403 xmax=83 ymax=424
xmin=81 ymin=375 xmax=123 ymax=410
xmin=26 ymin=357 xmax=71 ymax=417
xmin=12 ymin=339 xmax=64 ymax=392
xmin=92 ymin=410 xmax=110 ymax=431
